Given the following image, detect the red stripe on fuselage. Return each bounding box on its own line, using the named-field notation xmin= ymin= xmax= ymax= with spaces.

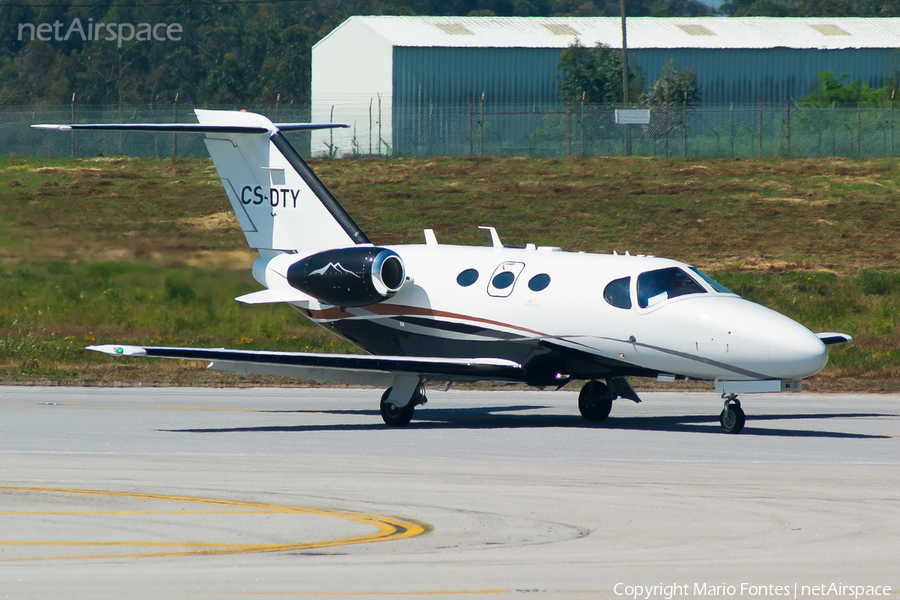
xmin=300 ymin=303 xmax=548 ymax=338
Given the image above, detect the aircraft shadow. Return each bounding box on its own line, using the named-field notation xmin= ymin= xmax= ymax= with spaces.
xmin=163 ymin=405 xmax=892 ymax=439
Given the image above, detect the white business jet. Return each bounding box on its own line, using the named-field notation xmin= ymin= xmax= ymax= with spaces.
xmin=35 ymin=110 xmax=851 ymax=433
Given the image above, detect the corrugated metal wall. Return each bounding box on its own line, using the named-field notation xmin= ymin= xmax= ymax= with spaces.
xmin=394 ymin=46 xmax=897 ymax=106
xmin=633 ymin=48 xmax=896 ymax=104
xmin=391 ymin=45 xmax=898 ymax=156
xmin=394 ymin=47 xmax=562 ymax=104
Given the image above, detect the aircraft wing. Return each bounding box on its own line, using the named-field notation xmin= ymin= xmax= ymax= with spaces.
xmin=87 ymin=344 xmax=524 ymax=386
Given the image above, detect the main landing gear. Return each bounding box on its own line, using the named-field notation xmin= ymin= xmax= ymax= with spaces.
xmin=578 ymin=378 xmax=642 ymax=422
xmin=578 ymin=380 xmax=613 ymax=421
xmin=380 ymin=385 xmax=427 ymax=427
xmin=719 ymin=394 xmax=746 ymax=434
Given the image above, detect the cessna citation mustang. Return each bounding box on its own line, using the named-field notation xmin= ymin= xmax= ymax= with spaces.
xmin=35 ymin=110 xmax=852 ymax=433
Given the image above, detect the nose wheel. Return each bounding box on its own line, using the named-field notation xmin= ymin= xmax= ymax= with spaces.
xmin=719 ymin=394 xmax=745 ymax=434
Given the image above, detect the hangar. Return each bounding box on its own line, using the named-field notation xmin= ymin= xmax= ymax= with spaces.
xmin=311 ymin=16 xmax=900 ymax=157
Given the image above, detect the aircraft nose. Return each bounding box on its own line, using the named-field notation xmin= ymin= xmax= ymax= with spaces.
xmin=768 ymin=322 xmax=828 ymax=379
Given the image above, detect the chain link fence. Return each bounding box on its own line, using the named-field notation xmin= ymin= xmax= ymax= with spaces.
xmin=387 ymin=99 xmax=899 ymax=159
xmin=3 ymin=100 xmax=898 ymax=159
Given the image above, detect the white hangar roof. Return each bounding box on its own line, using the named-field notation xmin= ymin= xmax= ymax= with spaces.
xmin=315 ymin=15 xmax=900 ymax=51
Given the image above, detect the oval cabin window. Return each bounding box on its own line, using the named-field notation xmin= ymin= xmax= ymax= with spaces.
xmin=457 ymin=269 xmax=479 ymax=287
xmin=528 ymin=273 xmax=551 ymax=291
xmin=492 ymin=271 xmax=516 ymax=289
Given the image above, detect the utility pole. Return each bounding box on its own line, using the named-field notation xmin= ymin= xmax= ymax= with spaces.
xmin=621 ymin=0 xmax=631 ymax=156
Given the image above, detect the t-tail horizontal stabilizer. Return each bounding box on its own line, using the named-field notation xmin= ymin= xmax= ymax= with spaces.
xmin=33 ymin=110 xmax=366 ymax=254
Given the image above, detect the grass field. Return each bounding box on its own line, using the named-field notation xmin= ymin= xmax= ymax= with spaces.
xmin=2 ymin=154 xmax=899 ymax=391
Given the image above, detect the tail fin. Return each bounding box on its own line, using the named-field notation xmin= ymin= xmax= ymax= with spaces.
xmin=34 ymin=109 xmax=369 ymax=254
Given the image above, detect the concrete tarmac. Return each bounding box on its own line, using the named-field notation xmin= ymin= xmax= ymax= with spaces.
xmin=1 ymin=386 xmax=898 ymax=599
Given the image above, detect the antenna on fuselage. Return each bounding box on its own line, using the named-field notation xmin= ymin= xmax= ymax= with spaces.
xmin=478 ymin=226 xmax=503 ymax=248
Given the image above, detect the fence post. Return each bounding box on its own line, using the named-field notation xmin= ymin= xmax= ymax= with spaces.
xmin=759 ymin=95 xmax=763 ymax=158
xmin=173 ymin=93 xmax=179 ymax=158
xmin=785 ymin=90 xmax=791 ymax=157
xmin=469 ymin=96 xmax=473 ymax=156
xmin=682 ymin=92 xmax=687 ymax=158
xmin=891 ymin=91 xmax=895 ymax=156
xmin=70 ymin=93 xmax=76 ymax=158
xmin=329 ymin=105 xmax=335 ymax=157
xmin=857 ymin=99 xmax=861 ymax=158
xmin=729 ymin=102 xmax=734 ymax=157
xmin=664 ymin=98 xmax=669 ymax=158
xmin=480 ymin=92 xmax=485 ymax=156
xmin=566 ymin=101 xmax=571 ymax=157
xmin=580 ymin=92 xmax=585 ymax=156
xmin=831 ymin=101 xmax=836 ymax=156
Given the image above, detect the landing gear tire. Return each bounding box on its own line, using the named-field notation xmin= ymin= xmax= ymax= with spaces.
xmin=719 ymin=396 xmax=745 ymax=434
xmin=578 ymin=380 xmax=613 ymax=421
xmin=379 ymin=386 xmax=422 ymax=427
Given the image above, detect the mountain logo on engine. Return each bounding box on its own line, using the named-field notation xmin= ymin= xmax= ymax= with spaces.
xmin=308 ymin=262 xmax=362 ymax=279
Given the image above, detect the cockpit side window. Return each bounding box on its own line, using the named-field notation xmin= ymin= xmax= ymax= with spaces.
xmin=603 ymin=276 xmax=632 ymax=309
xmin=637 ymin=267 xmax=706 ymax=308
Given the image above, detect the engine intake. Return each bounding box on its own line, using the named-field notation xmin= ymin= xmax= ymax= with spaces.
xmin=287 ymin=247 xmax=406 ymax=307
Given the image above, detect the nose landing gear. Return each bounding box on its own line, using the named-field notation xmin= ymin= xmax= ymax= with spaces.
xmin=719 ymin=394 xmax=745 ymax=434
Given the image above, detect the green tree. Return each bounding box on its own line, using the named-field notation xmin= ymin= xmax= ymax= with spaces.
xmin=643 ymin=60 xmax=700 ymax=105
xmin=0 ymin=0 xmax=719 ymax=107
xmin=801 ymin=70 xmax=888 ymax=107
xmin=649 ymin=0 xmax=716 ymax=15
xmin=557 ymin=41 xmax=641 ymax=103
xmin=884 ymin=51 xmax=900 ymax=99
xmin=868 ymin=0 xmax=900 ymax=15
xmin=719 ymin=0 xmax=889 ymax=15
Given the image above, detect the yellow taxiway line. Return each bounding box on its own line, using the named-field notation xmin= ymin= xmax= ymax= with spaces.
xmin=0 ymin=486 xmax=431 ymax=562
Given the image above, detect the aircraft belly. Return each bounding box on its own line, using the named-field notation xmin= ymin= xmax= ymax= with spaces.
xmin=326 ymin=318 xmax=655 ymax=384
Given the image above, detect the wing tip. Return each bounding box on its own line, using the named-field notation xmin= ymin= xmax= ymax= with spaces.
xmin=87 ymin=344 xmax=147 ymax=357
xmin=32 ymin=124 xmax=72 ymax=131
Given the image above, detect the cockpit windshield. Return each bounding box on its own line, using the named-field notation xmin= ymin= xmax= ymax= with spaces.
xmin=636 ymin=267 xmax=706 ymax=308
xmin=689 ymin=267 xmax=734 ymax=295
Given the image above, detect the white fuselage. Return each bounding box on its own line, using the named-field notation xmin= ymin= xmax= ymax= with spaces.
xmin=278 ymin=243 xmax=828 ymax=385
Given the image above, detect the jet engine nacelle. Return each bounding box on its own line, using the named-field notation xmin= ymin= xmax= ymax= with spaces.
xmin=287 ymin=247 xmax=406 ymax=307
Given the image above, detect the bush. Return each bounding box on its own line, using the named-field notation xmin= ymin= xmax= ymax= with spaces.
xmin=164 ymin=275 xmax=196 ymax=303
xmin=855 ymin=269 xmax=900 ymax=296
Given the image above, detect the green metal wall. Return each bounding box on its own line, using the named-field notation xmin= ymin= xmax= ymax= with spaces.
xmin=393 ymin=46 xmax=898 ymax=107
xmin=393 ymin=47 xmax=563 ymax=105
xmin=633 ymin=47 xmax=896 ymax=104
